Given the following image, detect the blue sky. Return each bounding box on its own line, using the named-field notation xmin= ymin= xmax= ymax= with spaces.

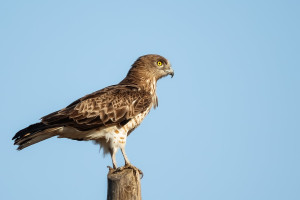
xmin=1 ymin=1 xmax=299 ymax=199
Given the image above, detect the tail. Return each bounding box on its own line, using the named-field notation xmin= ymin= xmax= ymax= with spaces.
xmin=12 ymin=122 xmax=60 ymax=150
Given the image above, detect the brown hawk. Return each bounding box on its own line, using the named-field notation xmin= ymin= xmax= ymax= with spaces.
xmin=12 ymin=54 xmax=174 ymax=172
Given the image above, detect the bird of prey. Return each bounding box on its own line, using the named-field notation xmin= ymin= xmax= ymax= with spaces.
xmin=12 ymin=54 xmax=174 ymax=173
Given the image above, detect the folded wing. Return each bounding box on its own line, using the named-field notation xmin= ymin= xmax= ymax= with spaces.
xmin=41 ymin=85 xmax=153 ymax=131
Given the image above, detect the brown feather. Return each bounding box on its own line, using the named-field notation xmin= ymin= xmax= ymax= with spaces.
xmin=41 ymin=85 xmax=153 ymax=131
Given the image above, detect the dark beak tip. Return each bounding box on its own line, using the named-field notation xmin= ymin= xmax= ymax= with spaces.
xmin=170 ymin=71 xmax=174 ymax=78
xmin=166 ymin=68 xmax=174 ymax=78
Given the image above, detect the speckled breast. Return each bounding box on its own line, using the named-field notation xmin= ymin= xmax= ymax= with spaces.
xmin=123 ymin=107 xmax=151 ymax=135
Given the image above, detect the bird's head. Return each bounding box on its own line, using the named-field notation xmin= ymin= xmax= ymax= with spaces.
xmin=129 ymin=54 xmax=174 ymax=81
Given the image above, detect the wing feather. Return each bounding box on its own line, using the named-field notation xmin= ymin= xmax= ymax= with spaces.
xmin=41 ymin=85 xmax=152 ymax=131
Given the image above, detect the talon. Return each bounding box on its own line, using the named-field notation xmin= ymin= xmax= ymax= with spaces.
xmin=107 ymin=166 xmax=118 ymax=174
xmin=116 ymin=167 xmax=123 ymax=172
xmin=109 ymin=164 xmax=143 ymax=178
xmin=123 ymin=164 xmax=143 ymax=179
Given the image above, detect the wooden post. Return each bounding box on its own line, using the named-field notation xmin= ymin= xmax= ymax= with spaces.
xmin=107 ymin=168 xmax=141 ymax=200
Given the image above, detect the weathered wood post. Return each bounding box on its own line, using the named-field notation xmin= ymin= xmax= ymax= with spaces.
xmin=107 ymin=168 xmax=142 ymax=200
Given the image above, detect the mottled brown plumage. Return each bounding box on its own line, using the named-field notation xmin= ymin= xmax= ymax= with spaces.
xmin=12 ymin=54 xmax=174 ymax=170
xmin=40 ymin=85 xmax=152 ymax=131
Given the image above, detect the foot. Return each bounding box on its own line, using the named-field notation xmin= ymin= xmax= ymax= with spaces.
xmin=118 ymin=163 xmax=143 ymax=178
xmin=107 ymin=166 xmax=117 ymax=173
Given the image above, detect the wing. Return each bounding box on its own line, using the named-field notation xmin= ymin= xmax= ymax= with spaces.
xmin=41 ymin=85 xmax=153 ymax=131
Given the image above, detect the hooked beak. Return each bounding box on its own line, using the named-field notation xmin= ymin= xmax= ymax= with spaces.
xmin=166 ymin=67 xmax=174 ymax=78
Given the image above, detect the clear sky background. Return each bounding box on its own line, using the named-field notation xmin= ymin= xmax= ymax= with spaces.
xmin=0 ymin=1 xmax=299 ymax=200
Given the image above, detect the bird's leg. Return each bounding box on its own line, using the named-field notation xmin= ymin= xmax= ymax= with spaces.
xmin=120 ymin=146 xmax=130 ymax=165
xmin=107 ymin=147 xmax=118 ymax=172
xmin=119 ymin=146 xmax=143 ymax=178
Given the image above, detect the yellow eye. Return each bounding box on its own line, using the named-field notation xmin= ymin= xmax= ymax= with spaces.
xmin=157 ymin=61 xmax=162 ymax=66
